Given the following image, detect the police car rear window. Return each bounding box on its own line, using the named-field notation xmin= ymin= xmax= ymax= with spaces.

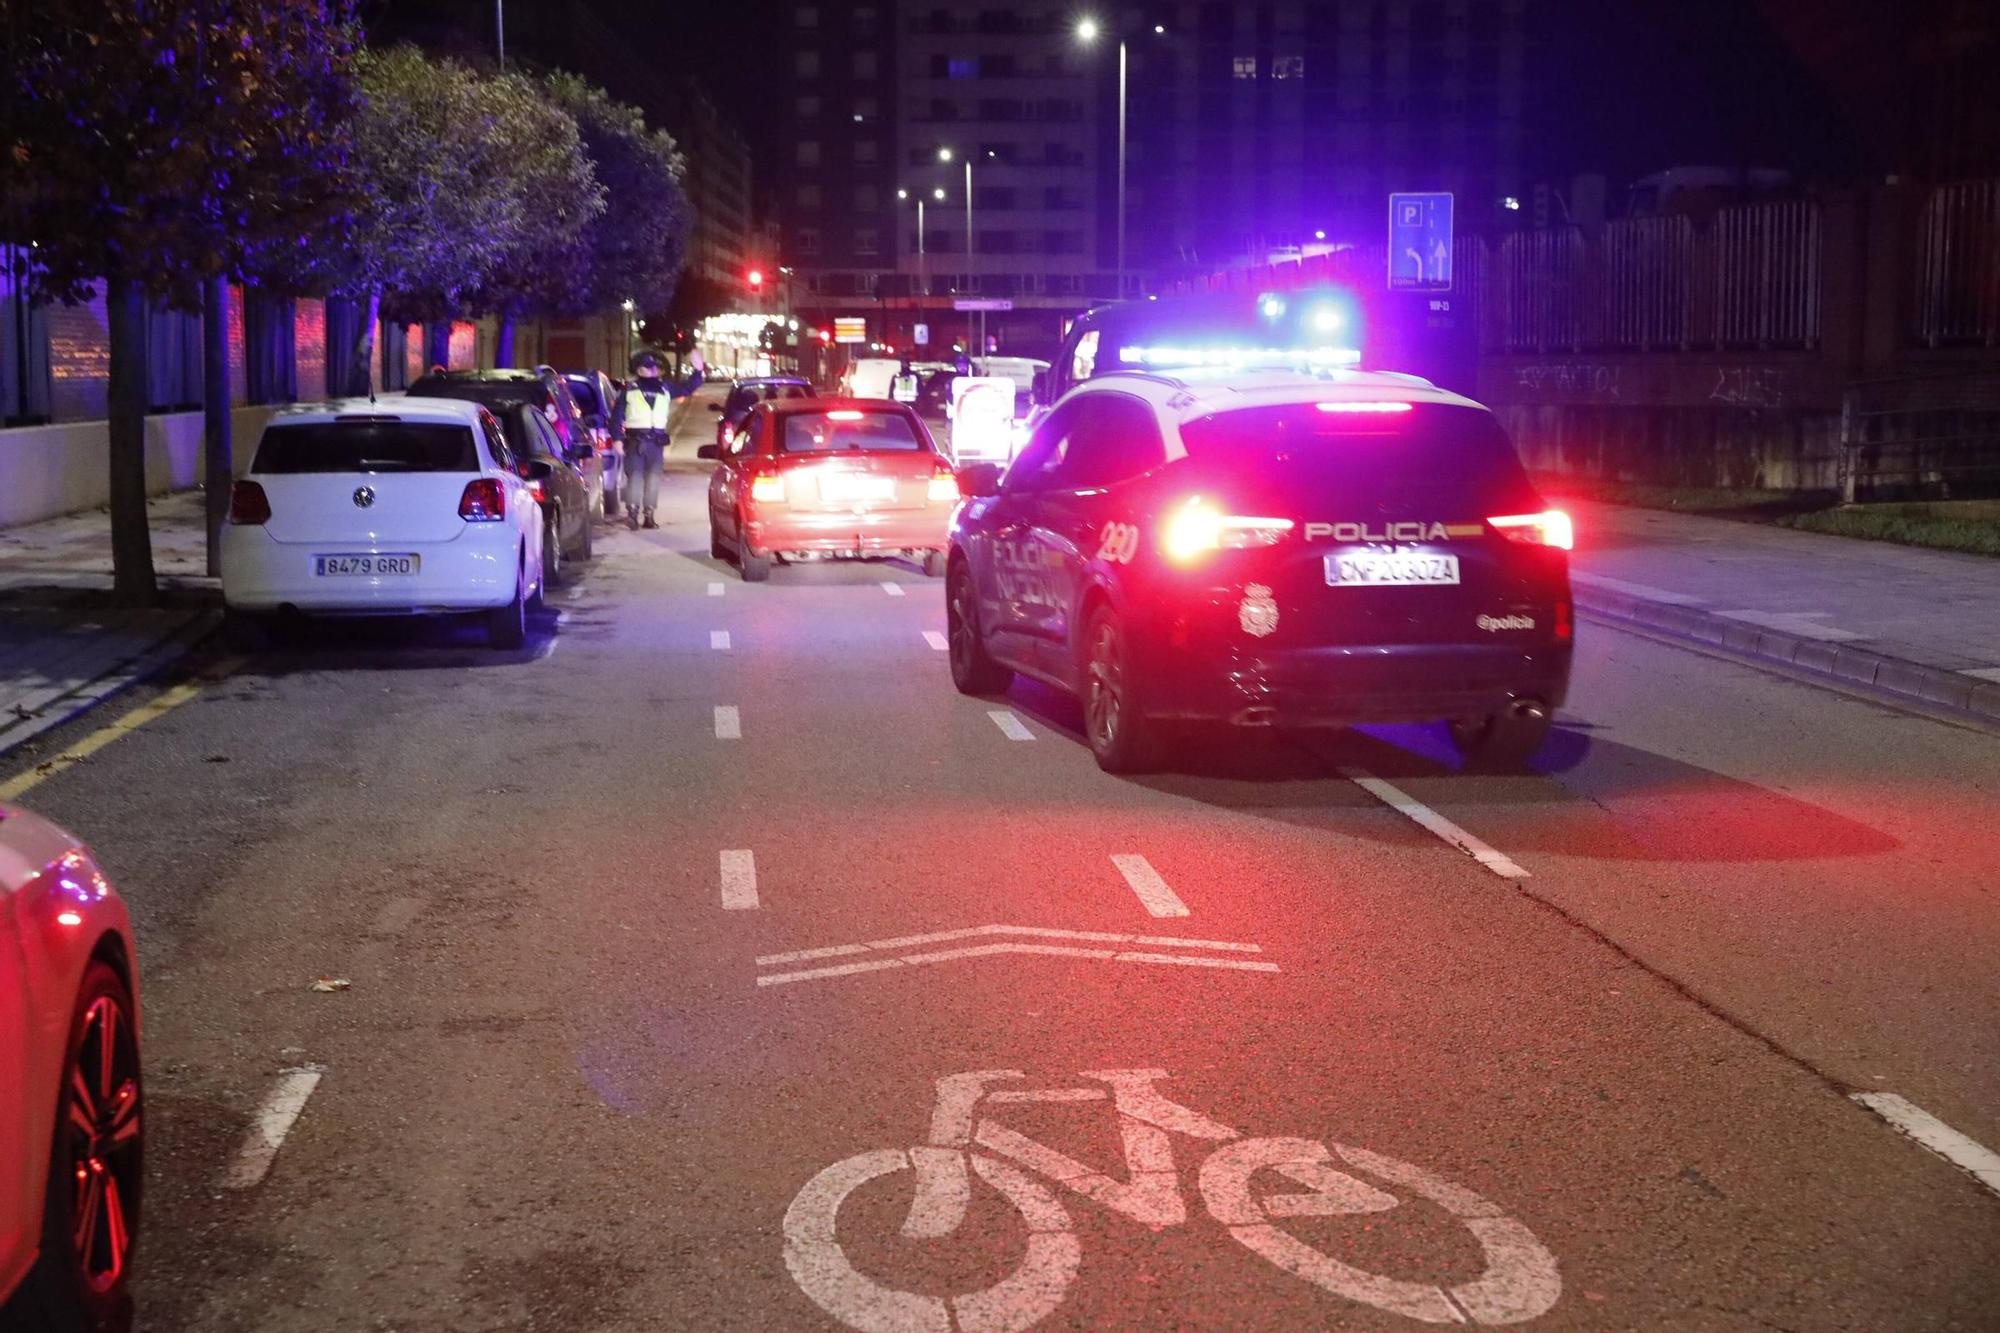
xmin=252 ymin=423 xmax=479 ymax=473
xmin=782 ymin=411 xmax=924 ymax=453
xmin=1179 ymin=402 xmax=1535 ymax=505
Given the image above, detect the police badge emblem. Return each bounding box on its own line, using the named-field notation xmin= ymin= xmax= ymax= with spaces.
xmin=1239 ymin=583 xmax=1279 ymax=637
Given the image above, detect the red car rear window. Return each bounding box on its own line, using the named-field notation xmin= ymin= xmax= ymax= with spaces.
xmin=781 ymin=411 xmax=924 ymax=453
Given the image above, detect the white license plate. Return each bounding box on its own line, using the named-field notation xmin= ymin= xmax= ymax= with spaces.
xmin=820 ymin=474 xmax=896 ymax=503
xmin=313 ymin=554 xmax=419 ymax=577
xmin=1326 ymin=552 xmax=1460 ymax=586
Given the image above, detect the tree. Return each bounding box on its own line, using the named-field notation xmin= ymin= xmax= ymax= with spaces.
xmin=0 ymin=0 xmax=360 ymax=603
xmin=295 ymin=47 xmax=533 ymax=393
xmin=544 ymin=73 xmax=690 ymax=324
xmin=472 ymin=70 xmax=603 ymax=368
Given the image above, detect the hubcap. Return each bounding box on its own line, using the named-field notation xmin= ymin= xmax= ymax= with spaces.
xmin=949 ymin=582 xmax=976 ymax=674
xmin=66 ymin=995 xmax=139 ymax=1293
xmin=1086 ymin=620 xmax=1122 ymax=749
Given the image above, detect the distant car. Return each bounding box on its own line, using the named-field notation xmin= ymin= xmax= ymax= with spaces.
xmin=407 ymin=368 xmax=597 ymax=508
xmin=946 ymin=368 xmax=1574 ymax=773
xmin=222 ymin=397 xmax=549 ymax=649
xmin=700 ymin=399 xmax=959 ymax=582
xmin=0 ymin=803 xmax=142 ymax=1331
xmin=495 ymin=401 xmax=595 ymax=584
xmin=559 ymin=369 xmax=621 ymax=515
xmin=710 ymin=376 xmax=816 ymax=446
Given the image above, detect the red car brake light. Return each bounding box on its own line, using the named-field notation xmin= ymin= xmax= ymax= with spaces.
xmin=749 ymin=471 xmax=785 ymax=503
xmin=927 ymin=468 xmax=960 ymax=503
xmin=459 ymin=478 xmax=506 ymax=521
xmin=1488 ymin=510 xmax=1574 ymax=551
xmin=228 ymin=480 xmax=271 ymax=525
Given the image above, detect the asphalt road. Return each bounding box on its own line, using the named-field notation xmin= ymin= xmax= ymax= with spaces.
xmin=7 ymin=467 xmax=1999 ymax=1332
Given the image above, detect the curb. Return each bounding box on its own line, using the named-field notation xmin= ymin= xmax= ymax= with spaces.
xmin=1574 ymin=588 xmax=2000 ymax=726
xmin=0 ymin=608 xmax=223 ymax=761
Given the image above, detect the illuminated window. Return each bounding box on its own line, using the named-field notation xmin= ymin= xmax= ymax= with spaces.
xmin=1232 ymin=56 xmax=1256 ymax=79
xmin=1272 ymin=55 xmax=1304 ymax=80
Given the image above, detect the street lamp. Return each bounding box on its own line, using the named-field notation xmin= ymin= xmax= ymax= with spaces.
xmin=938 ymin=146 xmax=974 ymax=298
xmin=620 ymin=297 xmax=634 ymax=368
xmin=898 ymin=188 xmax=946 ymax=297
xmin=1075 ymin=19 xmax=1129 ymax=298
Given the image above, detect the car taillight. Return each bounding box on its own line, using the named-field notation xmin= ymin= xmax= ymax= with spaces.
xmin=528 ymin=479 xmax=547 ymax=502
xmin=1554 ymin=599 xmax=1574 ymax=643
xmin=228 ymin=480 xmax=271 ymax=525
xmin=1488 ymin=510 xmax=1574 ymax=551
xmin=750 ymin=473 xmax=785 ymax=503
xmin=927 ymin=469 xmax=960 ymax=503
xmin=1162 ymin=497 xmax=1294 ymax=563
xmin=459 ymin=478 xmax=506 ymax=521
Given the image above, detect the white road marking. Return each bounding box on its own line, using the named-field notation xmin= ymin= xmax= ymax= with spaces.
xmin=1716 ymin=609 xmax=1865 ymax=642
xmin=989 ymin=710 xmax=1035 ymax=741
xmin=757 ymin=924 xmax=1262 ymax=967
xmin=708 ymin=581 xmax=725 ymax=597
xmin=1852 ymin=1092 xmax=2000 ymax=1199
xmin=1111 ymin=853 xmax=1189 ymax=918
xmin=714 ymin=705 xmax=741 ymax=740
xmin=711 ymin=629 xmax=732 ymax=650
xmin=759 ymin=942 xmax=1277 ymax=986
xmin=1568 ymin=571 xmax=1705 ymax=605
xmin=755 ymin=923 xmax=1273 ymax=986
xmin=222 ymin=1065 xmax=325 ymax=1189
xmin=923 ymin=630 xmax=949 ymax=651
xmin=882 ymin=582 xmax=906 ymax=597
xmin=1960 ymin=666 xmax=2000 ymax=683
xmin=720 ymin=849 xmax=759 ymax=910
xmin=1342 ymin=768 xmax=1531 ymax=879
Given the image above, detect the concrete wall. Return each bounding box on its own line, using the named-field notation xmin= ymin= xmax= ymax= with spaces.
xmin=1494 ymin=404 xmax=1844 ymax=492
xmin=0 ymin=405 xmax=276 ymax=529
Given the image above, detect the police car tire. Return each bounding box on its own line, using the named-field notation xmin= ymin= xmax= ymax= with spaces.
xmin=741 ymin=549 xmax=772 ymax=582
xmin=1448 ymin=710 xmax=1552 ymax=771
xmin=1082 ymin=606 xmax=1165 ymax=774
xmin=948 ymin=564 xmax=1012 ymax=695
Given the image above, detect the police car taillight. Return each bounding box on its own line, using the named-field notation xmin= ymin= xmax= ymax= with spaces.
xmin=1487 ymin=510 xmax=1574 ymax=551
xmin=1162 ymin=498 xmax=1295 ymax=562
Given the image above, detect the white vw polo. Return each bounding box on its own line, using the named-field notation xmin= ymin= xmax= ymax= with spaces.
xmin=221 ymin=397 xmax=547 ymax=649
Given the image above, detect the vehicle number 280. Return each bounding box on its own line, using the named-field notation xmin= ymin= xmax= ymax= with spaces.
xmin=1096 ymin=522 xmax=1141 ymax=565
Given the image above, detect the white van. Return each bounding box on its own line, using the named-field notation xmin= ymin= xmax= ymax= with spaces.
xmin=839 ymin=357 xmax=902 ymax=400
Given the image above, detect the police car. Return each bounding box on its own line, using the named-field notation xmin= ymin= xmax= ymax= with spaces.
xmin=943 ymin=367 xmax=1574 ymax=773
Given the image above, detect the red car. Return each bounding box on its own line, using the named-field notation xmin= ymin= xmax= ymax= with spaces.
xmin=700 ymin=399 xmax=959 ymax=582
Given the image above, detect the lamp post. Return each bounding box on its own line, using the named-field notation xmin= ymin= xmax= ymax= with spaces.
xmin=937 ymin=147 xmax=973 ymax=297
xmin=1077 ymin=18 xmax=1162 ymax=299
xmin=620 ymin=298 xmax=634 ymax=370
xmin=898 ymin=188 xmax=945 ymax=298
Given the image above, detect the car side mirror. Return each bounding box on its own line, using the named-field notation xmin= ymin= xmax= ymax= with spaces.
xmin=519 ymin=459 xmax=555 ymax=480
xmin=958 ymin=462 xmax=1005 ymax=498
xmin=1030 ymin=370 xmax=1050 ymax=406
xmin=696 ymin=443 xmax=721 ymax=460
xmin=706 ymin=402 xmax=724 ymax=412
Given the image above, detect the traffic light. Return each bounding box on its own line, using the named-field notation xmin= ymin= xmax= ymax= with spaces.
xmin=747 ymin=268 xmax=765 ymax=292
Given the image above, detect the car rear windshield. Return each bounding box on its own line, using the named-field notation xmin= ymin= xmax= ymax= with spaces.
xmin=252 ymin=422 xmax=479 ymax=473
xmin=408 ymin=378 xmax=549 ymax=412
xmin=564 ymin=378 xmax=603 ymax=415
xmin=781 ymin=410 xmax=924 ymax=453
xmin=1178 ymin=402 xmax=1536 ymax=509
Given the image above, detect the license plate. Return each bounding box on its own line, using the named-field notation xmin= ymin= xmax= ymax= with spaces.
xmin=820 ymin=474 xmax=896 ymax=503
xmin=314 ymin=554 xmax=418 ymax=577
xmin=1326 ymin=552 xmax=1460 ymax=586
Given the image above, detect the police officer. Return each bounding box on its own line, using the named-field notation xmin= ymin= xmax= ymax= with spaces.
xmin=610 ymin=348 xmax=705 ymax=530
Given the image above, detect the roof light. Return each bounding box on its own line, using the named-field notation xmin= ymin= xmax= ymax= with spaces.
xmin=1259 ymin=295 xmax=1286 ymax=320
xmin=1118 ymin=345 xmax=1363 ymax=369
xmin=1315 ymin=400 xmax=1413 ymax=413
xmin=826 ymin=410 xmax=864 ymax=420
xmin=1310 ymin=307 xmax=1343 ymax=333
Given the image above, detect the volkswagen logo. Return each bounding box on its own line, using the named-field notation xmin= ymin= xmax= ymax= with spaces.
xmin=352 ymin=486 xmax=376 ymax=509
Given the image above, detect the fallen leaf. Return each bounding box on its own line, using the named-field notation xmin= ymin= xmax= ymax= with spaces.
xmin=310 ymin=977 xmax=351 ymax=993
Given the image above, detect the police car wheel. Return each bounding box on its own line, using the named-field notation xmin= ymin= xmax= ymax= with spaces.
xmin=1082 ymin=607 xmax=1163 ymax=774
xmin=947 ymin=563 xmax=1011 ymax=695
xmin=1448 ymin=708 xmax=1552 ymax=771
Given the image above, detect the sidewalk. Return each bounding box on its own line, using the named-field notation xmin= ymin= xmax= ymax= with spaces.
xmin=0 ymin=492 xmax=219 ymax=758
xmin=1567 ymin=499 xmax=2000 ymax=723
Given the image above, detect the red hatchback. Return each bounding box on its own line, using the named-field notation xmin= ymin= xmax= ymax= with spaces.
xmin=700 ymin=399 xmax=959 ymax=582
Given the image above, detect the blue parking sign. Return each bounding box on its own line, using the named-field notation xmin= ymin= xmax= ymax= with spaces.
xmin=1388 ymin=193 xmax=1454 ymax=292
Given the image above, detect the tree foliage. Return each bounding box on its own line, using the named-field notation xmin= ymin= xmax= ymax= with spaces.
xmin=0 ymin=0 xmax=360 ymax=305
xmin=469 ymin=67 xmax=604 ymax=323
xmin=545 ymin=71 xmax=689 ymax=317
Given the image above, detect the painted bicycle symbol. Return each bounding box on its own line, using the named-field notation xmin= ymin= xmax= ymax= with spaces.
xmin=784 ymin=1068 xmax=1561 ymax=1330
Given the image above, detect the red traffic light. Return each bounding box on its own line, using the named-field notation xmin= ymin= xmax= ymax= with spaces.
xmin=747 ymin=269 xmax=765 ymax=289
xmin=817 ymin=328 xmax=832 ymax=344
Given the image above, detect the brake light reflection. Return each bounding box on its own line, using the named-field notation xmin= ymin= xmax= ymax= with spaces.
xmin=1488 ymin=510 xmax=1574 ymax=551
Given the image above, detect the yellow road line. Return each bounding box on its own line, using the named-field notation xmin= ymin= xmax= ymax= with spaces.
xmin=0 ymin=657 xmax=246 ymax=802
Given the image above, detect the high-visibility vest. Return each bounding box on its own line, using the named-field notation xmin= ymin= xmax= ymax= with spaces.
xmin=623 ymin=386 xmax=674 ymax=431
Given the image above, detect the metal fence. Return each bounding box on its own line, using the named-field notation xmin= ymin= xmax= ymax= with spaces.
xmin=1840 ymin=370 xmax=2000 ymax=500
xmin=1914 ymin=179 xmax=2000 ymax=348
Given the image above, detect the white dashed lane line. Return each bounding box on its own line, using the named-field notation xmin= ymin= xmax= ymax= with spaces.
xmin=714 ymin=705 xmax=742 ymax=740
xmin=1111 ymin=853 xmax=1190 ymax=918
xmin=711 ymin=630 xmax=732 ymax=650
xmin=1341 ymin=768 xmax=1531 ymax=879
xmin=708 ymin=582 xmax=725 ymax=597
xmin=223 ymin=1064 xmax=325 ymax=1190
xmin=881 ymin=582 xmax=906 ymax=597
xmin=988 ymin=710 xmax=1035 ymax=741
xmin=923 ymin=630 xmax=948 ymax=651
xmin=720 ymin=849 xmax=759 ymax=910
xmin=1852 ymin=1093 xmax=2000 ymax=1199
